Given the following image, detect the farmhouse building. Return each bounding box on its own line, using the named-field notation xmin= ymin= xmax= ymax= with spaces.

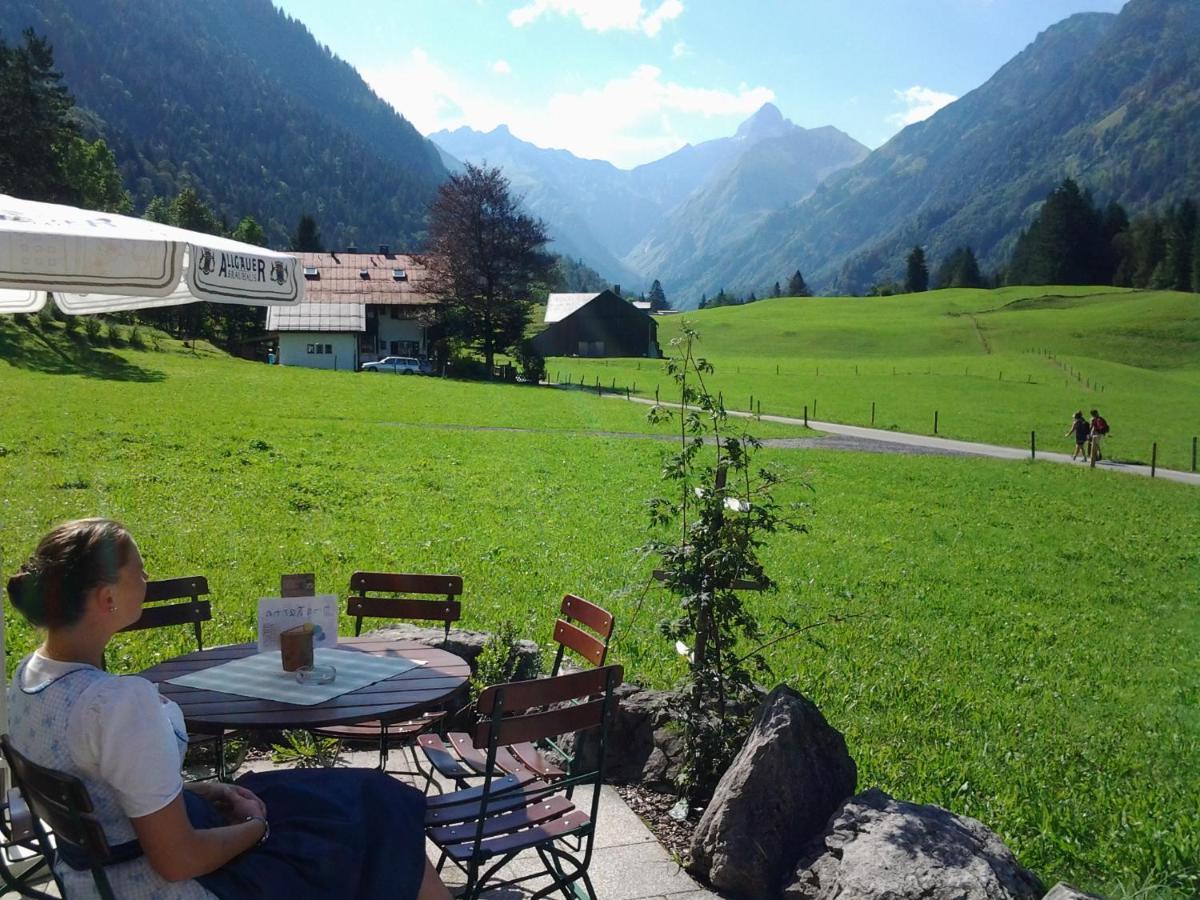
xmin=265 ymin=249 xmax=436 ymax=371
xmin=530 ymin=290 xmax=660 ymax=358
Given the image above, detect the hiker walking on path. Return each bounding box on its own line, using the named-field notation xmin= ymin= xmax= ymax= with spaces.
xmin=1089 ymin=408 xmax=1110 ymax=466
xmin=1065 ymin=411 xmax=1090 ymax=461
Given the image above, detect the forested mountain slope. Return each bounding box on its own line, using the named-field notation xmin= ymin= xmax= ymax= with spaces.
xmin=0 ymin=0 xmax=447 ymax=248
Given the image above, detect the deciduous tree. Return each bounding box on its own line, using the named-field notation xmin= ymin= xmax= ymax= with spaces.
xmin=420 ymin=163 xmax=555 ymax=373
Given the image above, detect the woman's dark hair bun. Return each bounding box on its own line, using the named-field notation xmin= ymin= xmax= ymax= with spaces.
xmin=5 ymin=519 xmax=133 ymax=629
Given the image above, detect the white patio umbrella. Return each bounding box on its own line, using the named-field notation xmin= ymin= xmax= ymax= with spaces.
xmin=0 ymin=193 xmax=303 ymax=314
xmin=0 ymin=193 xmax=305 ymax=733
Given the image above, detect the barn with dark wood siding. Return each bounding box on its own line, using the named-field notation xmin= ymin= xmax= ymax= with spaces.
xmin=530 ymin=290 xmax=661 ymax=358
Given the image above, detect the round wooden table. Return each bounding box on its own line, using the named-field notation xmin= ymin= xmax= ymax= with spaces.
xmin=140 ymin=637 xmax=471 ymax=731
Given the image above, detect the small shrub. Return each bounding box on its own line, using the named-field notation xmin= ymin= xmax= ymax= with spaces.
xmin=83 ymin=316 xmax=103 ymax=341
xmin=36 ymin=305 xmax=55 ymax=329
xmin=513 ymin=342 xmax=547 ymax=385
xmin=271 ymin=730 xmax=343 ymax=768
xmin=128 ymin=325 xmax=146 ymax=350
xmin=470 ymin=620 xmax=541 ymax=704
xmin=63 ymin=314 xmax=79 ymax=334
xmin=106 ymin=321 xmax=124 ymax=347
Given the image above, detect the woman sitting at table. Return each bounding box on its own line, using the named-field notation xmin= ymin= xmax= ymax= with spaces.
xmin=6 ymin=518 xmax=452 ymax=900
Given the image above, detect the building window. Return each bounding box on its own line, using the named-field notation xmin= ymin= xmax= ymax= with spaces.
xmin=359 ymin=268 xmax=370 ymax=279
xmin=392 ymin=268 xmax=407 ymax=281
xmin=325 ymin=344 xmax=333 ymax=354
xmin=315 ymin=344 xmax=324 ymax=354
xmin=306 ymin=343 xmax=315 ymax=353
xmin=303 ymin=266 xmax=319 ymax=279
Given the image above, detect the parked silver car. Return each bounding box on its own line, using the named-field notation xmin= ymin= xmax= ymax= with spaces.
xmin=361 ymin=356 xmax=421 ymax=374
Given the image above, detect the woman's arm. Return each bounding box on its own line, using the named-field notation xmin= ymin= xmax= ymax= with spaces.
xmin=130 ymin=792 xmax=266 ymax=882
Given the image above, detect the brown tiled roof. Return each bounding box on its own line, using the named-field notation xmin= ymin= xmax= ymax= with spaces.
xmin=292 ymin=251 xmax=436 ymax=305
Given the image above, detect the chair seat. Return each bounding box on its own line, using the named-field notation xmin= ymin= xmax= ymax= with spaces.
xmin=425 ymin=779 xmax=591 ymax=863
xmin=311 ymin=711 xmax=445 ymax=743
xmin=418 ymin=732 xmax=565 ymax=784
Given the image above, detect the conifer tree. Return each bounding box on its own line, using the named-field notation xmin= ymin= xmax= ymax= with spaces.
xmin=772 ymin=281 xmax=781 ymax=298
xmin=647 ymin=279 xmax=668 ymax=311
xmin=291 ymin=214 xmax=324 ymax=252
xmin=905 ymin=246 xmax=929 ymax=293
xmin=0 ymin=29 xmax=78 ymax=203
xmin=1192 ymin=226 xmax=1200 ymax=293
xmin=786 ymin=270 xmax=810 ymax=297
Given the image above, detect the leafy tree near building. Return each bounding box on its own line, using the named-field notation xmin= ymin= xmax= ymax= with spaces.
xmin=231 ymin=216 xmax=266 ymax=247
xmin=905 ymin=246 xmax=929 ymax=293
xmin=786 ymin=270 xmax=811 ymax=297
xmin=420 ymin=163 xmax=555 ymax=374
xmin=61 ymin=138 xmax=131 ymax=213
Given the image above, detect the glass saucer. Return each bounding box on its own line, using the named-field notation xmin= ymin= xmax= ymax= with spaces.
xmin=295 ymin=664 xmax=336 ymax=685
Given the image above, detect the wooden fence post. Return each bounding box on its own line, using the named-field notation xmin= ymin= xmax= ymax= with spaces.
xmin=1031 ymin=431 xmax=1036 ymax=460
xmin=1192 ymin=436 xmax=1197 ymax=473
xmin=871 ymin=401 xmax=875 ymax=425
xmin=1151 ymin=443 xmax=1157 ymax=478
xmin=804 ymin=405 xmax=808 ymax=427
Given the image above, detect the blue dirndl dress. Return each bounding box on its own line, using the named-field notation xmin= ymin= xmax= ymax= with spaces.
xmin=7 ymin=656 xmax=427 ymax=900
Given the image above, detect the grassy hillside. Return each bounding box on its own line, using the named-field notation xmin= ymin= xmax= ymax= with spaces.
xmin=1 ymin=319 xmax=1196 ymax=896
xmin=553 ymin=287 xmax=1200 ymax=470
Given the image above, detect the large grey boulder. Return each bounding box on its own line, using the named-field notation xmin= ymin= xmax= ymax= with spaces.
xmin=784 ymin=788 xmax=1044 ymax=900
xmin=1042 ymin=884 xmax=1104 ymax=900
xmin=688 ymin=684 xmax=858 ymax=898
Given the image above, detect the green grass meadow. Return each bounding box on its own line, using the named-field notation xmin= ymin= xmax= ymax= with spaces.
xmin=0 ymin=312 xmax=1197 ymax=896
xmin=553 ymin=287 xmax=1200 ymax=471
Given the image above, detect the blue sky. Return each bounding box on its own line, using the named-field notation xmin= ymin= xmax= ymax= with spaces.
xmin=273 ymin=0 xmax=1128 ymax=169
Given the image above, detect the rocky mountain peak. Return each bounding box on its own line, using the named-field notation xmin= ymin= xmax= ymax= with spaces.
xmin=734 ymin=102 xmax=791 ymax=141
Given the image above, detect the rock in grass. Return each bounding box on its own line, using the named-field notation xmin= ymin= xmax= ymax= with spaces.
xmin=784 ymin=788 xmax=1044 ymax=900
xmin=1042 ymin=884 xmax=1104 ymax=900
xmin=688 ymin=684 xmax=857 ymax=898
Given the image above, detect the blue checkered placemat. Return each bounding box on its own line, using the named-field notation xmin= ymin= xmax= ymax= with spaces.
xmin=166 ymin=647 xmax=423 ymax=705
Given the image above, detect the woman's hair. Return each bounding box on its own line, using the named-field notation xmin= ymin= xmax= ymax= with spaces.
xmin=6 ymin=519 xmax=134 ymax=628
xmin=1074 ymin=411 xmax=1084 ymax=418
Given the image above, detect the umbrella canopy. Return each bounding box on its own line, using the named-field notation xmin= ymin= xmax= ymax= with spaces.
xmin=0 ymin=193 xmax=303 ymax=314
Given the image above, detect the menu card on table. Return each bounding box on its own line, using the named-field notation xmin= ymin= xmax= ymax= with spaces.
xmin=256 ymin=595 xmax=339 ymax=652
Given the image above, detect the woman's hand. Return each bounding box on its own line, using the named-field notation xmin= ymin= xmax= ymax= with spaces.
xmin=188 ymin=782 xmax=267 ymax=821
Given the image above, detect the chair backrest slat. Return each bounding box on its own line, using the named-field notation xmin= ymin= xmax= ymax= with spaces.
xmin=347 ymin=571 xmax=463 ymax=639
xmin=351 ymin=572 xmax=463 ymax=597
xmin=474 ymin=697 xmax=607 ymax=749
xmin=559 ymin=594 xmax=613 ymax=637
xmin=471 ymin=665 xmax=623 ymax=749
xmin=552 ymin=620 xmax=607 ymax=668
xmin=1 ymin=735 xmax=111 ymax=864
xmin=347 ymin=596 xmax=461 ymax=624
xmin=551 ymin=593 xmax=614 ymax=674
xmin=118 ymin=575 xmax=211 ymax=652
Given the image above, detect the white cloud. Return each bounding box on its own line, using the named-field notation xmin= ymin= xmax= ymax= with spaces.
xmin=887 ymin=85 xmax=957 ymax=127
xmin=671 ymin=40 xmax=689 ymax=59
xmin=492 ymin=59 xmax=512 ymax=75
xmin=508 ymin=0 xmax=683 ymax=37
xmin=363 ymin=53 xmax=772 ymax=169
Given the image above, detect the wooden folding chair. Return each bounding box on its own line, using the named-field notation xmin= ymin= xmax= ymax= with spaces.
xmin=425 ymin=664 xmax=623 ymax=900
xmin=419 ymin=593 xmax=614 ymax=789
xmin=310 ymin=572 xmax=464 ymax=779
xmin=0 ymin=735 xmax=117 ymax=900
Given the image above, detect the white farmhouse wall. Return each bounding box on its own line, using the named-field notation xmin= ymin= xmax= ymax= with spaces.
xmin=278 ymin=332 xmax=358 ymax=371
xmin=363 ymin=312 xmax=427 ymax=360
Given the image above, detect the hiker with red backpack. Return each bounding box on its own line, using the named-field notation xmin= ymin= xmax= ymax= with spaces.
xmin=1088 ymin=408 xmax=1110 ymax=466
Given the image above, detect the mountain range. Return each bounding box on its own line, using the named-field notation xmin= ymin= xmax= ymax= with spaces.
xmin=440 ymin=0 xmax=1200 ymax=305
xmin=432 ymin=105 xmax=868 ymax=302
xmin=3 ymin=0 xmax=1196 ymax=307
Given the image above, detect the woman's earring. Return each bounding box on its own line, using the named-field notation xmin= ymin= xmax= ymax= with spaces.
xmin=108 ymin=605 xmax=116 ymax=614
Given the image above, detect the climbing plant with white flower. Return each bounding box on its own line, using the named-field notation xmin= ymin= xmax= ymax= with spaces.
xmin=644 ymin=322 xmax=810 ymax=802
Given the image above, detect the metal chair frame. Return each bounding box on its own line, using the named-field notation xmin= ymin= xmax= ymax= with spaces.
xmin=0 ymin=735 xmax=117 ymax=900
